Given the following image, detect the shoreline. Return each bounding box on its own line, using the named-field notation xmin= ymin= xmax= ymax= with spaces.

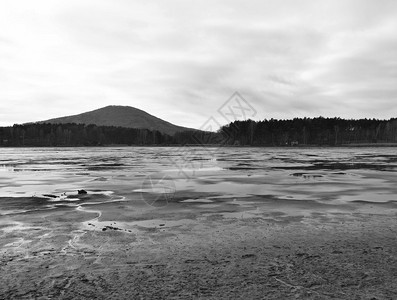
xmin=2 ymin=143 xmax=397 ymax=148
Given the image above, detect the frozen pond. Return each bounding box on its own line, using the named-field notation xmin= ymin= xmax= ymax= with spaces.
xmin=0 ymin=146 xmax=396 ymax=220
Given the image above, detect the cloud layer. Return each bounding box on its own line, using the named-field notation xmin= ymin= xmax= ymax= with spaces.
xmin=1 ymin=0 xmax=396 ymax=128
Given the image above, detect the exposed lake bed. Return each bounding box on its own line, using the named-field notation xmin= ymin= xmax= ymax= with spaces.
xmin=1 ymin=147 xmax=397 ymax=299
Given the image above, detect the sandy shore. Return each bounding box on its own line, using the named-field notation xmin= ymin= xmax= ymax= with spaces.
xmin=1 ymin=192 xmax=397 ymax=300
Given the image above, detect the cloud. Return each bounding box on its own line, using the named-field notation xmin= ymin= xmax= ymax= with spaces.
xmin=0 ymin=0 xmax=396 ymax=128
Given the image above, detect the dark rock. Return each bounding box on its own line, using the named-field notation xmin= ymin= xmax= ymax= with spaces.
xmin=242 ymin=254 xmax=256 ymax=259
xmin=78 ymin=189 xmax=88 ymax=195
xmin=43 ymin=194 xmax=57 ymax=198
xmin=105 ymin=226 xmax=122 ymax=231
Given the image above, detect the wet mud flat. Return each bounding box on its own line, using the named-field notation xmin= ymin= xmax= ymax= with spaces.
xmin=1 ymin=192 xmax=397 ymax=300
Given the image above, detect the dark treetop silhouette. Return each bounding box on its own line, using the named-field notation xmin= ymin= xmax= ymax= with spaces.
xmin=1 ymin=117 xmax=397 ymax=147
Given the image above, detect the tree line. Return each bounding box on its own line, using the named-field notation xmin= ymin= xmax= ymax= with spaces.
xmin=219 ymin=117 xmax=397 ymax=146
xmin=1 ymin=117 xmax=397 ymax=147
xmin=0 ymin=123 xmax=173 ymax=147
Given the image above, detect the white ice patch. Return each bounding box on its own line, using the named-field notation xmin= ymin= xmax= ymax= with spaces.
xmin=180 ymin=199 xmax=214 ymax=203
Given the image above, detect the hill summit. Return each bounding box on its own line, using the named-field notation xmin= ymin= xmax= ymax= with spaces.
xmin=40 ymin=105 xmax=195 ymax=135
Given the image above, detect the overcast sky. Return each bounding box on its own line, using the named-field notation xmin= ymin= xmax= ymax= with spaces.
xmin=1 ymin=0 xmax=396 ymax=128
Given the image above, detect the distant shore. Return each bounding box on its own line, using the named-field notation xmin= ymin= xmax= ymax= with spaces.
xmin=2 ymin=143 xmax=397 ymax=148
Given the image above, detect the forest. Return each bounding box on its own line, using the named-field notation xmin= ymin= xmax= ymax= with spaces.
xmin=1 ymin=117 xmax=397 ymax=147
xmin=218 ymin=117 xmax=397 ymax=146
xmin=0 ymin=123 xmax=173 ymax=147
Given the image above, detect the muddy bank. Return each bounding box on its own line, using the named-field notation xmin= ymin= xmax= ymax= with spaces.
xmin=1 ymin=201 xmax=396 ymax=299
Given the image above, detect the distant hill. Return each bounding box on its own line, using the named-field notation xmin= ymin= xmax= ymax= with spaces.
xmin=39 ymin=105 xmax=195 ymax=135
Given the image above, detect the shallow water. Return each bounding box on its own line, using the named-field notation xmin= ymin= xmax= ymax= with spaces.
xmin=0 ymin=146 xmax=397 ymax=220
